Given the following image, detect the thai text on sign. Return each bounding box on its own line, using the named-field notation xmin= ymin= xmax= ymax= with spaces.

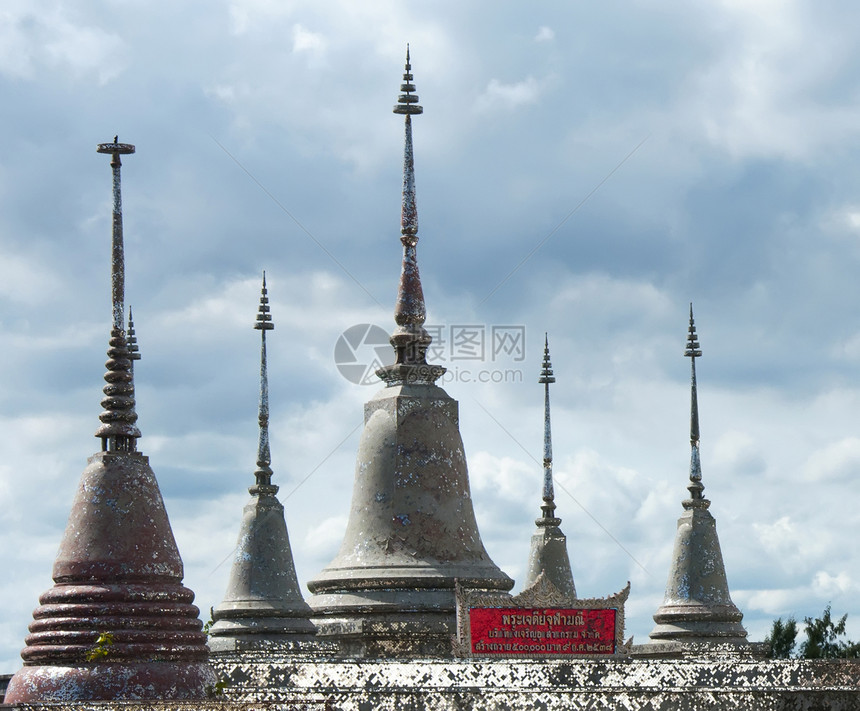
xmin=469 ymin=607 xmax=617 ymax=656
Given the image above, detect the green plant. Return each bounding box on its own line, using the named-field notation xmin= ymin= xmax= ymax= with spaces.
xmin=85 ymin=631 xmax=115 ymax=661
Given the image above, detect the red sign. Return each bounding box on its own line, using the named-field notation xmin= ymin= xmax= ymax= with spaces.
xmin=469 ymin=607 xmax=616 ymax=656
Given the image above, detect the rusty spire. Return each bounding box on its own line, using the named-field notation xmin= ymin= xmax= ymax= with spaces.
xmin=253 ymin=272 xmax=275 ymax=490
xmin=385 ymin=45 xmax=435 ymax=376
xmin=94 ymin=137 xmax=140 ymax=452
xmin=538 ymin=334 xmax=559 ymax=523
xmin=684 ymin=304 xmax=706 ymax=505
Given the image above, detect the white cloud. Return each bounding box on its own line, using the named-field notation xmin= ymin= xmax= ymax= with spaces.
xmin=686 ymin=0 xmax=860 ymax=159
xmin=712 ymin=430 xmax=766 ymax=477
xmin=803 ymin=437 xmax=860 ymax=482
xmin=475 ymin=76 xmax=544 ymax=112
xmin=0 ymin=4 xmax=123 ymax=83
xmin=535 ymin=26 xmax=555 ymax=42
xmin=811 ymin=570 xmax=853 ymax=598
xmin=292 ymin=23 xmax=327 ymax=56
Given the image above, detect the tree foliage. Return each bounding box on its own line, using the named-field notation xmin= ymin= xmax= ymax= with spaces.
xmin=766 ymin=605 xmax=860 ymax=659
xmin=765 ymin=616 xmax=797 ymax=658
xmin=799 ymin=605 xmax=860 ymax=659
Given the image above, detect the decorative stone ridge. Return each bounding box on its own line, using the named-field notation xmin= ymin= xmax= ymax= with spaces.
xmin=205 ymin=655 xmax=860 ymax=710
xmin=5 ymin=452 xmax=214 ymax=702
xmin=5 ymin=656 xmax=860 ymax=710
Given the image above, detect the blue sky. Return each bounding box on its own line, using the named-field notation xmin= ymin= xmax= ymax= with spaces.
xmin=3 ymin=0 xmax=860 ymax=669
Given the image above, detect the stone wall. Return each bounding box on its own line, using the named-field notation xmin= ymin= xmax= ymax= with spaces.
xmin=212 ymin=654 xmax=860 ymax=710
xmin=4 ymin=655 xmax=859 ymax=710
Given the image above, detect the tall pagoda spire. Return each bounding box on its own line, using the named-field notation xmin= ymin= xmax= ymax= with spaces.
xmin=378 ymin=45 xmax=444 ymax=385
xmin=649 ymin=305 xmax=747 ymax=646
xmin=94 ymin=138 xmax=140 ymax=452
xmin=522 ymin=335 xmax=576 ymax=597
xmin=539 ymin=334 xmax=557 ymax=520
xmin=308 ymin=50 xmax=511 ymax=657
xmin=685 ymin=303 xmax=704 ymax=502
xmin=209 ymin=274 xmax=315 ymax=651
xmin=254 ymin=272 xmax=274 ymax=488
xmin=5 ymin=139 xmax=214 ymax=703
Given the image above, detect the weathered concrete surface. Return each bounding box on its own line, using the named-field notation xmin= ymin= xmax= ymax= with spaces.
xmin=209 ymin=487 xmax=316 ymax=651
xmin=307 ymin=383 xmax=513 ymax=656
xmin=650 ymin=502 xmax=747 ymax=643
xmin=7 ymin=655 xmax=860 ymax=709
xmin=209 ymin=654 xmax=860 ymax=710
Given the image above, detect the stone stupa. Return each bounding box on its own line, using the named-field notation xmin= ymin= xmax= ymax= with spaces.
xmin=648 ymin=306 xmax=748 ymax=646
xmin=208 ymin=274 xmax=316 ymax=652
xmin=521 ymin=335 xmax=577 ymax=598
xmin=5 ymin=139 xmax=214 ymax=702
xmin=307 ymin=48 xmax=513 ymax=657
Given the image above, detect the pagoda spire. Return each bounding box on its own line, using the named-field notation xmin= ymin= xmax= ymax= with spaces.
xmin=254 ymin=272 xmax=274 ymax=488
xmin=649 ymin=305 xmax=747 ymax=646
xmin=539 ymin=334 xmax=558 ymax=522
xmin=94 ymin=137 xmax=140 ymax=452
xmin=5 ymin=138 xmax=213 ymax=703
xmin=685 ymin=303 xmax=704 ymax=502
xmin=522 ymin=335 xmax=576 ymax=598
xmin=378 ymin=46 xmax=444 ymax=385
xmin=209 ymin=273 xmax=315 ymax=651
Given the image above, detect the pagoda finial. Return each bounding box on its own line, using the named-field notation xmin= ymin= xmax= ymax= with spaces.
xmin=127 ymin=307 xmax=141 ymax=368
xmin=252 ymin=272 xmax=276 ymax=491
xmin=537 ymin=334 xmax=559 ymax=524
xmin=378 ymin=47 xmax=444 ymax=385
xmin=684 ymin=304 xmax=705 ymax=505
xmin=94 ymin=137 xmax=140 ymax=452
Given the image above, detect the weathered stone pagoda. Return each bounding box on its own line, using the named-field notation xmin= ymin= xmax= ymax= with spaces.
xmin=5 ymin=139 xmax=213 ymax=703
xmin=306 ymin=49 xmax=513 ymax=657
xmin=648 ymin=306 xmax=749 ymax=646
xmin=208 ymin=275 xmax=316 ymax=653
xmin=521 ymin=336 xmax=577 ymax=598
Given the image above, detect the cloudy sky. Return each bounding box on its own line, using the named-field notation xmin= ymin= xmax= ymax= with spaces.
xmin=4 ymin=0 xmax=860 ymax=670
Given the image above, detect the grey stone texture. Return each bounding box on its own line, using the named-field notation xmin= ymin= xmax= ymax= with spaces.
xmin=650 ymin=499 xmax=748 ymax=644
xmin=208 ymin=485 xmax=316 ymax=652
xmin=6 ymin=654 xmax=860 ymax=710
xmin=307 ymin=382 xmax=513 ymax=657
xmin=523 ymin=523 xmax=576 ymax=600
xmin=207 ymin=654 xmax=860 ymax=710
